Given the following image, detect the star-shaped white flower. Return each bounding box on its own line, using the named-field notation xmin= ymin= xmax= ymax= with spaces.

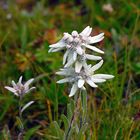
xmin=56 ymin=60 xmax=114 ymax=97
xmin=49 ymin=26 xmax=104 ymax=69
xmin=5 ymin=76 xmax=36 ymax=97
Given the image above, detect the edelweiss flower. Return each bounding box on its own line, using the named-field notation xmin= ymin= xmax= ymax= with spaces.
xmin=5 ymin=76 xmax=35 ymax=97
xmin=49 ymin=25 xmax=114 ymax=97
xmin=49 ymin=26 xmax=104 ymax=71
xmin=56 ymin=60 xmax=114 ymax=97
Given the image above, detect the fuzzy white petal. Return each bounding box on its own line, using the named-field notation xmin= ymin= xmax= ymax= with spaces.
xmin=14 ymin=92 xmax=19 ymax=96
xmin=56 ymin=71 xmax=67 ymax=76
xmin=86 ymin=27 xmax=92 ymax=36
xmin=63 ymin=33 xmax=71 ymax=40
xmin=69 ymin=83 xmax=78 ymax=97
xmin=11 ymin=80 xmax=16 ymax=88
xmin=78 ymin=79 xmax=85 ymax=88
xmin=94 ymin=33 xmax=104 ymax=40
xmin=73 ymin=52 xmax=77 ymax=61
xmin=51 ymin=47 xmax=64 ymax=52
xmin=18 ymin=76 xmax=23 ymax=85
xmin=5 ymin=86 xmax=19 ymax=96
xmin=91 ymin=60 xmax=103 ymax=72
xmin=92 ymin=74 xmax=114 ymax=79
xmin=24 ymin=78 xmax=34 ymax=89
xmin=83 ymin=44 xmax=104 ymax=54
xmin=56 ymin=68 xmax=75 ymax=76
xmin=64 ymin=58 xmax=75 ymax=68
xmin=85 ymin=54 xmax=102 ymax=60
xmin=57 ymin=78 xmax=72 ymax=84
xmin=91 ymin=78 xmax=106 ymax=83
xmin=63 ymin=50 xmax=69 ymax=65
xmin=49 ymin=41 xmax=66 ymax=48
xmin=24 ymin=87 xmax=36 ymax=94
xmin=89 ymin=33 xmax=104 ymax=44
xmin=5 ymin=86 xmax=17 ymax=93
xmin=75 ymin=61 xmax=83 ymax=73
xmin=86 ymin=79 xmax=98 ymax=88
xmin=48 ymin=48 xmax=54 ymax=53
xmin=80 ymin=26 xmax=90 ymax=36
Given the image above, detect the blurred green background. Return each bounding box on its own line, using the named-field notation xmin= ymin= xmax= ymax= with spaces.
xmin=0 ymin=0 xmax=140 ymax=139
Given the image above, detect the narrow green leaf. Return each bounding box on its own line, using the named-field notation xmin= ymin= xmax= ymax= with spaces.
xmin=77 ymin=123 xmax=88 ymax=140
xmin=81 ymin=90 xmax=87 ymax=113
xmin=61 ymin=114 xmax=69 ymax=130
xmin=24 ymin=126 xmax=40 ymax=140
xmin=67 ymin=103 xmax=73 ymax=121
xmin=51 ymin=121 xmax=64 ymax=140
xmin=16 ymin=116 xmax=24 ymax=130
xmin=2 ymin=125 xmax=11 ymax=140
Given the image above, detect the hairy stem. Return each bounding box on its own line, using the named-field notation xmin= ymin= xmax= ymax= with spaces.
xmin=18 ymin=95 xmax=24 ymax=140
xmin=65 ymin=92 xmax=80 ymax=140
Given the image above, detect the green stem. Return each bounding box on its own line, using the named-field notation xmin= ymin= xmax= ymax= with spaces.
xmin=18 ymin=95 xmax=24 ymax=140
xmin=80 ymin=90 xmax=87 ymax=129
xmin=65 ymin=91 xmax=80 ymax=140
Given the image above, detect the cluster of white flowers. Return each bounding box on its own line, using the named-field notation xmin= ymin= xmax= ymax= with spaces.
xmin=5 ymin=76 xmax=35 ymax=97
xmin=49 ymin=26 xmax=114 ymax=97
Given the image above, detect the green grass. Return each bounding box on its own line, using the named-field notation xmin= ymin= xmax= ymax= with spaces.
xmin=0 ymin=0 xmax=140 ymax=139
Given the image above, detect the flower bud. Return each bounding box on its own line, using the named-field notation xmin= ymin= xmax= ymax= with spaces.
xmin=72 ymin=31 xmax=78 ymax=37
